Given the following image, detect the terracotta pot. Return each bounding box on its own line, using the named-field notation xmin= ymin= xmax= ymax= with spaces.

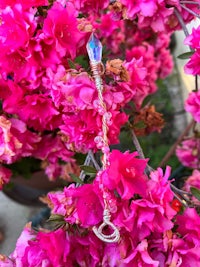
xmin=3 ymin=171 xmax=64 ymax=207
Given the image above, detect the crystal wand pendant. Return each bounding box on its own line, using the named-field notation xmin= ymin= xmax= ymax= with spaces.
xmin=86 ymin=33 xmax=120 ymax=243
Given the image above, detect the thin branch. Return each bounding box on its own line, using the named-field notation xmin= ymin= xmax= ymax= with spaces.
xmin=170 ymin=183 xmax=192 ymax=203
xmin=159 ymin=120 xmax=195 ymax=167
xmin=173 ymin=192 xmax=188 ymax=207
xmin=195 ymin=75 xmax=198 ymax=92
xmin=78 ymin=153 xmax=91 ymax=184
xmin=131 ymin=129 xmax=145 ymax=159
xmin=131 ymin=129 xmax=154 ymax=174
xmin=180 ymin=3 xmax=200 ymax=19
xmin=174 ymin=8 xmax=189 ymax=36
xmin=88 ymin=150 xmax=101 ymax=171
xmin=180 ymin=1 xmax=200 ymax=5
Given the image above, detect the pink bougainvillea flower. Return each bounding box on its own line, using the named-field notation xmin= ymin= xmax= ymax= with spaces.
xmin=43 ymin=2 xmax=85 ymax=58
xmin=183 ymin=169 xmax=200 ymax=205
xmin=120 ymin=0 xmax=174 ymax=32
xmin=0 ymin=0 xmax=48 ymax=9
xmin=122 ymin=239 xmax=159 ymax=266
xmin=44 ymin=67 xmax=97 ymax=111
xmin=33 ymin=134 xmax=74 ymax=180
xmin=184 ymin=169 xmax=200 ymax=192
xmin=184 ymin=25 xmax=200 ymax=49
xmin=121 ymin=57 xmax=156 ymax=108
xmin=116 ymin=198 xmax=174 ymax=241
xmin=126 ymin=45 xmax=158 ymax=96
xmin=0 ymin=165 xmax=12 ymax=189
xmin=184 ymin=51 xmax=200 ymax=75
xmin=102 ymin=150 xmax=148 ymax=199
xmin=72 ymin=0 xmax=109 ymax=13
xmin=185 ymin=91 xmax=200 ymax=122
xmin=33 ymin=134 xmax=73 ymax=164
xmin=48 ymin=182 xmax=104 ymax=227
xmin=37 ymin=229 xmax=70 ymax=266
xmin=10 ymin=223 xmax=38 ymax=263
xmin=0 ymin=116 xmax=41 ymax=164
xmin=176 ymin=208 xmax=200 ymax=247
xmin=4 ymin=84 xmax=61 ymax=131
xmin=0 ymin=4 xmax=36 ymax=51
xmin=176 ymin=137 xmax=200 ymax=169
xmin=0 ymin=116 xmax=22 ymax=164
xmin=60 ymin=109 xmax=128 ymax=152
xmin=184 ymin=27 xmax=200 ymax=75
xmin=147 ymin=167 xmax=176 ymax=219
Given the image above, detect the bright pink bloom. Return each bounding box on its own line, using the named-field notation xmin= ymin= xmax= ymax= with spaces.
xmin=0 ymin=4 xmax=36 ymax=51
xmin=184 ymin=169 xmax=200 ymax=192
xmin=147 ymin=167 xmax=176 ymax=219
xmin=0 ymin=165 xmax=12 ymax=189
xmin=126 ymin=45 xmax=158 ymax=96
xmin=72 ymin=0 xmax=109 ymax=13
xmin=184 ymin=51 xmax=200 ymax=75
xmin=120 ymin=0 xmax=174 ymax=32
xmin=0 ymin=0 xmax=48 ymax=9
xmin=183 ymin=169 xmax=200 ymax=205
xmin=122 ymin=239 xmax=159 ymax=266
xmin=0 ymin=114 xmax=22 ymax=163
xmin=4 ymin=84 xmax=61 ymax=131
xmin=102 ymin=150 xmax=148 ymax=199
xmin=37 ymin=229 xmax=70 ymax=266
xmin=121 ymin=57 xmax=157 ymax=108
xmin=185 ymin=91 xmax=200 ymax=122
xmin=48 ymin=182 xmax=104 ymax=227
xmin=156 ymin=47 xmax=173 ymax=79
xmin=176 ymin=208 xmax=200 ymax=247
xmin=184 ymin=27 xmax=200 ymax=75
xmin=33 ymin=135 xmax=73 ymax=164
xmin=60 ymin=110 xmax=128 ymax=152
xmin=184 ymin=25 xmax=200 ymax=49
xmin=43 ymin=2 xmax=84 ymax=58
xmin=32 ymin=134 xmax=74 ymax=180
xmin=176 ymin=137 xmax=200 ymax=168
xmin=116 ymin=199 xmax=174 ymax=241
xmin=0 ymin=116 xmax=40 ymax=163
xmin=44 ymin=67 xmax=97 ymax=111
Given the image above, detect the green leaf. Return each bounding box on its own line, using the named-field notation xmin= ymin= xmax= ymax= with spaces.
xmin=69 ymin=173 xmax=84 ymax=184
xmin=67 ymin=59 xmax=76 ymax=69
xmin=133 ymin=120 xmax=146 ymax=129
xmin=190 ymin=187 xmax=200 ymax=201
xmin=80 ymin=165 xmax=97 ymax=175
xmin=177 ymin=51 xmax=194 ymax=60
xmin=47 ymin=214 xmax=65 ymax=222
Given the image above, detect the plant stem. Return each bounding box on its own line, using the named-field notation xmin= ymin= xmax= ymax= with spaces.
xmin=170 ymin=183 xmax=191 ymax=197
xmin=131 ymin=129 xmax=154 ymax=174
xmin=173 ymin=191 xmax=188 ymax=207
xmin=88 ymin=150 xmax=101 ymax=171
xmin=180 ymin=3 xmax=200 ymax=19
xmin=195 ymin=75 xmax=199 ymax=92
xmin=174 ymin=8 xmax=189 ymax=36
xmin=180 ymin=1 xmax=200 ymax=5
xmin=131 ymin=129 xmax=145 ymax=159
xmin=159 ymin=120 xmax=195 ymax=167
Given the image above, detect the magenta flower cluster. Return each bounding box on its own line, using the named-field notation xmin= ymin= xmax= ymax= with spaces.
xmin=2 ymin=152 xmax=200 ymax=266
xmin=176 ymin=22 xmax=200 ymax=168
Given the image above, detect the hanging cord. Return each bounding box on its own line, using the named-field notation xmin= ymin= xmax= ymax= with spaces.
xmin=86 ymin=33 xmax=120 ymax=243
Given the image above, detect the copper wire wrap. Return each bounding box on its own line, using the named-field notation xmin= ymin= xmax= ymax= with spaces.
xmin=90 ymin=61 xmax=120 ymax=243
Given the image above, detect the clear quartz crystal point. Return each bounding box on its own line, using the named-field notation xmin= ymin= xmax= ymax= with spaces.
xmin=86 ymin=33 xmax=102 ymax=63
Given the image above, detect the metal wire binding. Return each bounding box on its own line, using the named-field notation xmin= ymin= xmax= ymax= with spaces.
xmin=89 ymin=59 xmax=120 ymax=243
